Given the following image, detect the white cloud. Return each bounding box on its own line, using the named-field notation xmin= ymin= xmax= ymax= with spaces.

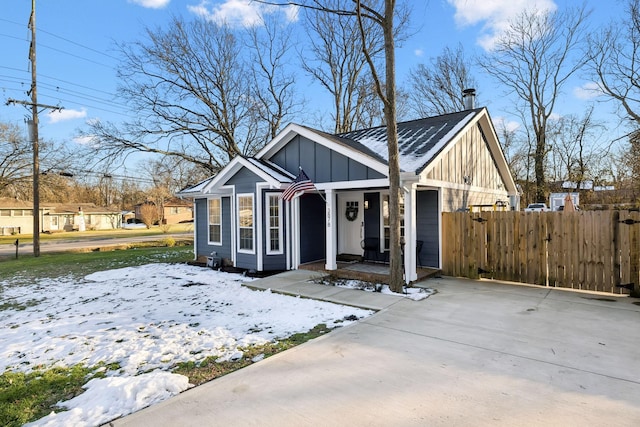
xmin=573 ymin=82 xmax=602 ymax=100
xmin=47 ymin=108 xmax=87 ymax=124
xmin=414 ymin=48 xmax=424 ymax=57
xmin=493 ymin=116 xmax=520 ymax=133
xmin=283 ymin=4 xmax=300 ymax=23
xmin=549 ymin=112 xmax=562 ymax=121
xmin=73 ymin=135 xmax=96 ymax=146
xmin=447 ymin=0 xmax=557 ymax=51
xmin=187 ymin=0 xmax=298 ymax=28
xmin=128 ymin=0 xmax=170 ymax=9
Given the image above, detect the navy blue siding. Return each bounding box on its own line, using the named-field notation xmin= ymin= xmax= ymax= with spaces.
xmin=195 ymin=197 xmax=232 ymax=261
xmin=299 ymin=193 xmax=325 ymax=263
xmin=226 ymin=168 xmax=259 ymax=193
xmin=271 ymin=135 xmax=385 ymax=183
xmin=262 ymin=190 xmax=287 ymax=271
xmin=416 ymin=190 xmax=439 ymax=268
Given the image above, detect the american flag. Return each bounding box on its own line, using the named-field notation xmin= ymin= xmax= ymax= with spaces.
xmin=280 ymin=168 xmax=317 ymax=201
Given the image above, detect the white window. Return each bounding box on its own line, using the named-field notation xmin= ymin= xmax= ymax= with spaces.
xmin=237 ymin=194 xmax=254 ymax=252
xmin=208 ymin=198 xmax=222 ymax=245
xmin=266 ymin=194 xmax=282 ymax=254
xmin=382 ymin=193 xmax=405 ymax=251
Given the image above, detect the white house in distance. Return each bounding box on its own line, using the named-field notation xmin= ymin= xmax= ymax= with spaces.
xmin=0 ymin=198 xmax=122 ymax=234
xmin=179 ymin=106 xmax=518 ymax=283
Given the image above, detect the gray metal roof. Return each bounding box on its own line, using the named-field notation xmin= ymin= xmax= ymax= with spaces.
xmin=337 ymin=108 xmax=483 ymax=174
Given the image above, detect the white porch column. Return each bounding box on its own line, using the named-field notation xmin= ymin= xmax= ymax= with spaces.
xmin=404 ymin=184 xmax=418 ymax=283
xmin=325 ymin=189 xmax=337 ymax=270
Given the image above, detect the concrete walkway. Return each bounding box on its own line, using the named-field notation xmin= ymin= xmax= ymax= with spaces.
xmin=111 ymin=273 xmax=640 ymax=426
xmin=244 ymin=269 xmax=408 ymax=311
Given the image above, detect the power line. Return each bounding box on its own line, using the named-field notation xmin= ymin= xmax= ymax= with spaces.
xmin=0 ymin=17 xmax=119 ymax=61
xmin=0 ymin=65 xmax=119 ymax=99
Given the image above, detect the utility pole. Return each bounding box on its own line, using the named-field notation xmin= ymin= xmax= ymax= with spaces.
xmin=6 ymin=0 xmax=62 ymax=257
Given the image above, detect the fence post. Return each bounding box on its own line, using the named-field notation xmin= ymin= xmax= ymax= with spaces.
xmin=14 ymin=238 xmax=19 ymax=259
xmin=612 ymin=211 xmax=621 ymax=292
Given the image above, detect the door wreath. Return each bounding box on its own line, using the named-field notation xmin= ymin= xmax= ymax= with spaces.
xmin=345 ymin=205 xmax=359 ymax=221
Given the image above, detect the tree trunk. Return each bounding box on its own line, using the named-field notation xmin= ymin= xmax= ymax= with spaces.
xmin=382 ymin=0 xmax=404 ymax=293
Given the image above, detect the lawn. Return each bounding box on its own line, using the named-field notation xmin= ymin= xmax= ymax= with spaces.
xmin=0 ymin=247 xmax=372 ymax=427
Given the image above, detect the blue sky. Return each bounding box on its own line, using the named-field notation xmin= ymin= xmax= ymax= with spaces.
xmin=0 ymin=0 xmax=627 ymax=174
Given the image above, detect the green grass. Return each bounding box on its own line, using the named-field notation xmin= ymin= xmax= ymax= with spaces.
xmin=0 ymin=245 xmax=194 ymax=285
xmin=173 ymin=324 xmax=333 ymax=385
xmin=0 ymin=365 xmax=108 ymax=427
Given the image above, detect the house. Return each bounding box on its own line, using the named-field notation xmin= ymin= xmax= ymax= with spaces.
xmin=178 ymin=107 xmax=519 ymax=283
xmin=44 ymin=204 xmax=122 ymax=231
xmin=0 ymin=198 xmax=43 ymax=235
xmin=0 ymin=198 xmax=122 ymax=234
xmin=161 ymin=198 xmax=193 ymax=224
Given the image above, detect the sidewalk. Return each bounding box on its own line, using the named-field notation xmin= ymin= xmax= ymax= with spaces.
xmin=244 ymin=269 xmax=407 ymax=311
xmin=111 ymin=273 xmax=640 ymax=426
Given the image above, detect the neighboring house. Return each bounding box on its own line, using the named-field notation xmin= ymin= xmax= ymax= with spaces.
xmin=162 ymin=198 xmax=193 ymax=224
xmin=178 ymin=107 xmax=519 ymax=283
xmin=0 ymin=198 xmax=45 ymax=235
xmin=0 ymin=198 xmax=121 ymax=234
xmin=44 ymin=204 xmax=122 ymax=231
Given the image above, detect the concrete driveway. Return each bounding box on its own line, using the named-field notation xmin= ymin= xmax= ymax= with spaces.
xmin=112 ymin=276 xmax=640 ymax=426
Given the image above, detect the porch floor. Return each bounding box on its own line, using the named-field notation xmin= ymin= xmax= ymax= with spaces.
xmin=298 ymin=260 xmax=440 ymax=285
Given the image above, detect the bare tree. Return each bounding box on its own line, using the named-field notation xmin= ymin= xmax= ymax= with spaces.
xmin=409 ymin=44 xmax=478 ymax=117
xmin=0 ymin=121 xmax=76 ymax=201
xmin=478 ymin=5 xmax=590 ymax=203
xmin=139 ymin=202 xmax=160 ymax=229
xmin=547 ymin=106 xmax=604 ymax=189
xmin=586 ymin=0 xmax=640 ymax=125
xmin=0 ymin=122 xmax=32 ymax=198
xmin=248 ymin=16 xmax=303 ymax=144
xmin=301 ymin=0 xmax=386 ymax=133
xmin=80 ymin=16 xmax=298 ymax=175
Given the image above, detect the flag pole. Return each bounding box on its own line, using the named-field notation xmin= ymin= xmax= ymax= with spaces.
xmin=300 ymin=166 xmax=326 ymax=203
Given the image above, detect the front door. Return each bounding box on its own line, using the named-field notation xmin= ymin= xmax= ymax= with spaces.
xmin=338 ymin=192 xmax=364 ymax=255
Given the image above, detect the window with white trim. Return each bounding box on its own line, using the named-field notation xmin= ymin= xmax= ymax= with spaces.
xmin=208 ymin=198 xmax=222 ymax=244
xmin=237 ymin=194 xmax=254 ymax=252
xmin=382 ymin=193 xmax=405 ymax=251
xmin=266 ymin=194 xmax=282 ymax=254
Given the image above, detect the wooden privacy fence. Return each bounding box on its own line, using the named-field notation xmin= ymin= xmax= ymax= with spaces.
xmin=442 ymin=210 xmax=640 ymax=294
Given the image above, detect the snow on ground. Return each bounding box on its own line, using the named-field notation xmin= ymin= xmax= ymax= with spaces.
xmin=314 ymin=277 xmax=435 ymax=301
xmin=0 ymin=263 xmax=373 ymax=427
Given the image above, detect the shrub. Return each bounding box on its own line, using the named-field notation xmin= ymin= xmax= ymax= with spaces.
xmin=161 ymin=237 xmax=176 ymax=247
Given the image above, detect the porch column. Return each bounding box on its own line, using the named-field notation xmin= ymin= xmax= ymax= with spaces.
xmin=325 ymin=189 xmax=337 ymax=270
xmin=404 ymin=184 xmax=418 ymax=283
